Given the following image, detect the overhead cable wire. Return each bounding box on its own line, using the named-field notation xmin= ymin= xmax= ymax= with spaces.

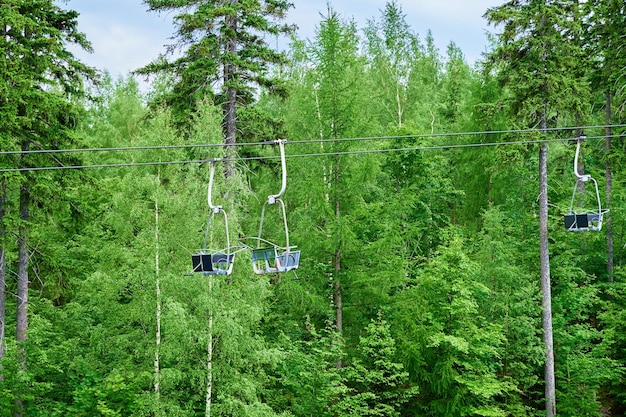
xmin=1 ymin=133 xmax=621 ymax=173
xmin=287 ymin=123 xmax=626 ymax=145
xmin=1 ymin=124 xmax=624 ymax=157
xmin=0 ymin=139 xmax=276 ymax=156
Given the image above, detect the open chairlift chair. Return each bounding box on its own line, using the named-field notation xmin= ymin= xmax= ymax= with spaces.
xmin=563 ymin=137 xmax=608 ymax=232
xmin=249 ymin=140 xmax=300 ymax=274
xmin=191 ymin=160 xmax=240 ymax=275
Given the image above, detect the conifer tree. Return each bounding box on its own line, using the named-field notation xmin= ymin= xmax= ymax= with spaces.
xmin=0 ymin=183 xmax=5 ymax=366
xmin=281 ymin=7 xmax=372 ymax=352
xmin=0 ymin=1 xmax=95 ymax=413
xmin=485 ymin=1 xmax=591 ymax=415
xmin=584 ymin=0 xmax=626 ymax=280
xmin=336 ymin=317 xmax=416 ymax=417
xmin=138 ymin=0 xmax=295 ymax=175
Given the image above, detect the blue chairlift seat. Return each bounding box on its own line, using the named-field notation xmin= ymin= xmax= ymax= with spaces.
xmin=278 ymin=250 xmax=300 ymax=270
xmin=192 ymin=252 xmax=235 ymax=275
xmin=251 ymin=247 xmax=300 ymax=274
xmin=249 ymin=141 xmax=300 ymax=275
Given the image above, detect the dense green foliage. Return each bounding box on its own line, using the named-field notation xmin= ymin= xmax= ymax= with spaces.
xmin=1 ymin=1 xmax=626 ymax=416
xmin=136 ymin=0 xmax=294 ymax=146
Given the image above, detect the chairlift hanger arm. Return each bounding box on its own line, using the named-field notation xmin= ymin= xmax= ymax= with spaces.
xmin=208 ymin=160 xmax=222 ymax=214
xmin=573 ymin=136 xmax=590 ymax=182
xmin=268 ymin=140 xmax=287 ymax=204
xmin=203 ymin=159 xmax=231 ymax=255
xmin=248 ymin=140 xmax=300 ymax=274
xmin=564 ymin=135 xmax=608 ymax=232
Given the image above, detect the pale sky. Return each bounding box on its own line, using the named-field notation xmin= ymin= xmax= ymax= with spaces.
xmin=62 ymin=0 xmax=504 ymax=81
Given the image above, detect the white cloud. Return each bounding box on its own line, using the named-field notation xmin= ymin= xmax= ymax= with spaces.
xmin=402 ymin=0 xmax=503 ymax=27
xmin=82 ymin=19 xmax=169 ymax=77
xmin=65 ymin=0 xmax=173 ymax=79
xmin=63 ymin=0 xmax=505 ymax=78
xmin=288 ymin=0 xmax=503 ymax=62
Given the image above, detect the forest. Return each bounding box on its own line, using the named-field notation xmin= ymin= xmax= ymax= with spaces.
xmin=1 ymin=0 xmax=626 ymax=416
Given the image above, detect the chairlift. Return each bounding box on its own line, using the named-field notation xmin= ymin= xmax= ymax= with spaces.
xmin=563 ymin=137 xmax=608 ymax=232
xmin=249 ymin=140 xmax=300 ymax=274
xmin=191 ymin=160 xmax=239 ymax=275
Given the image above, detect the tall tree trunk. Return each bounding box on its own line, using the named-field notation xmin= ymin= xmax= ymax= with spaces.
xmin=0 ymin=180 xmax=6 ymax=368
xmin=539 ymin=117 xmax=556 ymax=417
xmin=333 ymin=153 xmax=342 ymax=368
xmin=334 ymin=162 xmax=341 ymax=336
xmin=334 ymin=253 xmax=342 ymax=336
xmin=395 ymin=82 xmax=403 ymax=128
xmin=154 ymin=170 xmax=162 ymax=414
xmin=223 ymin=0 xmax=238 ymax=178
xmin=205 ymin=275 xmax=214 ymax=417
xmin=16 ymin=182 xmax=29 ymax=347
xmin=15 ymin=180 xmax=29 ymax=417
xmin=605 ymin=90 xmax=613 ymax=281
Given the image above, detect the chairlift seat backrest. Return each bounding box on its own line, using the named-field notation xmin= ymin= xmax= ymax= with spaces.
xmin=192 ymin=254 xmax=213 ymax=272
xmin=587 ymin=213 xmax=600 ymax=222
xmin=564 ymin=213 xmax=590 ymax=230
xmin=251 ymin=247 xmax=300 ymax=274
xmin=251 ymin=247 xmax=276 ymax=262
xmin=192 ymin=252 xmax=235 ymax=275
xmin=277 ymin=250 xmax=300 ymax=270
xmin=564 ymin=212 xmax=604 ymax=232
xmin=212 ymin=253 xmax=235 ymax=264
xmin=251 ymin=247 xmax=278 ymax=274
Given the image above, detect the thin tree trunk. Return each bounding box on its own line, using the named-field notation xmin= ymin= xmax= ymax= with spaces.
xmin=0 ymin=246 xmax=4 ymax=366
xmin=223 ymin=0 xmax=238 ymax=178
xmin=16 ymin=183 xmax=29 ymax=347
xmin=205 ymin=275 xmax=213 ymax=417
xmin=334 ymin=163 xmax=341 ymax=337
xmin=333 ymin=151 xmax=342 ymax=368
xmin=154 ymin=170 xmax=162 ymax=414
xmin=224 ymin=84 xmax=237 ymax=178
xmin=539 ymin=137 xmax=556 ymax=417
xmin=605 ymin=90 xmax=613 ymax=281
xmin=313 ymin=86 xmax=330 ymax=202
xmin=334 ymin=254 xmax=342 ymax=335
xmin=395 ymin=82 xmax=403 ymax=128
xmin=0 ymin=180 xmax=6 ymax=365
xmin=537 ymin=16 xmax=556 ymax=411
xmin=15 ymin=181 xmax=29 ymax=417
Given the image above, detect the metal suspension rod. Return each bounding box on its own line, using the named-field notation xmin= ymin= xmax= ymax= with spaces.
xmin=573 ymin=136 xmax=590 ymax=182
xmin=207 ymin=160 xmax=221 ymax=214
xmin=205 ymin=160 xmax=230 ymax=251
xmin=268 ymin=140 xmax=287 ymax=204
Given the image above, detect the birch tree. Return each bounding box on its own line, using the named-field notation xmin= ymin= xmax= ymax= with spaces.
xmin=363 ymin=0 xmax=422 ymax=129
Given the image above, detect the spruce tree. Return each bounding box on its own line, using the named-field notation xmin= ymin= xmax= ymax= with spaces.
xmin=336 ymin=317 xmax=417 ymax=417
xmin=137 ymin=0 xmax=295 ymax=174
xmin=0 ymin=1 xmax=95 ymax=413
xmin=485 ymin=1 xmax=592 ymax=415
xmin=584 ymin=0 xmax=626 ymax=280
